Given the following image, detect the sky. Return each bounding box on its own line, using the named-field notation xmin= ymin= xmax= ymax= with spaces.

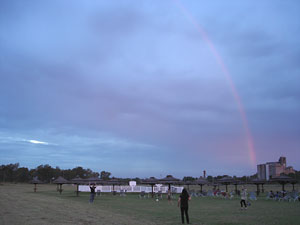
xmin=0 ymin=0 xmax=299 ymax=178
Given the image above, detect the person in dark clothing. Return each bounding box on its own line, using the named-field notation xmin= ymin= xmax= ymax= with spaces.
xmin=89 ymin=183 xmax=96 ymax=203
xmin=178 ymin=188 xmax=191 ymax=224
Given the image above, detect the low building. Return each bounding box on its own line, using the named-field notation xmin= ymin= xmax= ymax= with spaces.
xmin=257 ymin=156 xmax=295 ymax=180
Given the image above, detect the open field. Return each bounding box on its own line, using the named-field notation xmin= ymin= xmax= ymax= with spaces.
xmin=0 ymin=183 xmax=299 ymax=225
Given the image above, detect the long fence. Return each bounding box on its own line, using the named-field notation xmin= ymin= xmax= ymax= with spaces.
xmin=79 ymin=185 xmax=184 ymax=193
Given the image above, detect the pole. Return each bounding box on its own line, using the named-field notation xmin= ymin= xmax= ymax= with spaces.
xmin=256 ymin=184 xmax=260 ymax=196
xmin=151 ymin=185 xmax=154 ymax=198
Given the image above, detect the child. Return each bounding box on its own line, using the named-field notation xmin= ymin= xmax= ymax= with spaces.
xmin=240 ymin=186 xmax=248 ymax=210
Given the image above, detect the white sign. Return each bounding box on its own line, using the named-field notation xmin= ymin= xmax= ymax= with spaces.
xmin=129 ymin=181 xmax=136 ymax=187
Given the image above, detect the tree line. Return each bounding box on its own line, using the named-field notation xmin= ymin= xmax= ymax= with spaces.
xmin=182 ymin=174 xmax=258 ymax=183
xmin=180 ymin=172 xmax=300 ymax=183
xmin=1 ymin=163 xmax=299 ymax=183
xmin=0 ymin=163 xmax=111 ymax=183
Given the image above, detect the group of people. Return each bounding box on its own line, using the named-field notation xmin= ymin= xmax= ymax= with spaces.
xmin=89 ymin=183 xmax=191 ymax=224
xmin=268 ymin=190 xmax=299 ymax=201
xmin=88 ymin=183 xmax=250 ymax=224
xmin=268 ymin=190 xmax=290 ymax=199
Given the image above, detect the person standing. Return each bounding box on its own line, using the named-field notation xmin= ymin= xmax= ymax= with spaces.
xmin=240 ymin=186 xmax=248 ymax=210
xmin=178 ymin=188 xmax=191 ymax=224
xmin=89 ymin=183 xmax=96 ymax=203
xmin=167 ymin=189 xmax=172 ymax=204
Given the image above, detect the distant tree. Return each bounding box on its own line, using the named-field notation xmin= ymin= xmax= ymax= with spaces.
xmin=100 ymin=171 xmax=111 ymax=180
xmin=72 ymin=167 xmax=86 ymax=178
xmin=93 ymin=172 xmax=100 ymax=178
xmin=239 ymin=176 xmax=251 ymax=183
xmin=36 ymin=164 xmax=56 ymax=183
xmin=206 ymin=176 xmax=213 ymax=182
xmin=183 ymin=176 xmax=196 ymax=182
xmin=15 ymin=167 xmax=30 ymax=182
xmin=85 ymin=168 xmax=94 ymax=178
xmin=63 ymin=169 xmax=74 ymax=180
xmin=54 ymin=166 xmax=61 ymax=178
xmin=122 ymin=178 xmax=131 ymax=184
xmin=285 ymin=172 xmax=300 ymax=181
xmin=216 ymin=175 xmax=228 ymax=180
xmin=0 ymin=163 xmax=19 ymax=182
xmin=29 ymin=168 xmax=37 ymax=179
xmin=0 ymin=163 xmax=106 ymax=183
xmin=295 ymin=171 xmax=300 ymax=181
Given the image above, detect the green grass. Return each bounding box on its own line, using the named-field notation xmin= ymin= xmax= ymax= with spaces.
xmin=0 ymin=183 xmax=299 ymax=225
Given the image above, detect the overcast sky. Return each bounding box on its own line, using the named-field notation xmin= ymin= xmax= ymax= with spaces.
xmin=0 ymin=0 xmax=299 ymax=178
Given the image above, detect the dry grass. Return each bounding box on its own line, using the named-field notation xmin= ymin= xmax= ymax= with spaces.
xmin=0 ymin=183 xmax=155 ymax=225
xmin=0 ymin=183 xmax=299 ymax=225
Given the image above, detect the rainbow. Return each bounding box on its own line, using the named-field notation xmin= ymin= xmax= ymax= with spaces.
xmin=173 ymin=0 xmax=257 ymax=167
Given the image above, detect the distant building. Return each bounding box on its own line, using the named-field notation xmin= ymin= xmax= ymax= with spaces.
xmin=257 ymin=156 xmax=295 ymax=180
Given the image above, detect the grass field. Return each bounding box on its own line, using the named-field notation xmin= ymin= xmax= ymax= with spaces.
xmin=0 ymin=183 xmax=299 ymax=225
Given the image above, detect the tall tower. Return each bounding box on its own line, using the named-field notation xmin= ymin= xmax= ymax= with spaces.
xmin=279 ymin=156 xmax=286 ymax=167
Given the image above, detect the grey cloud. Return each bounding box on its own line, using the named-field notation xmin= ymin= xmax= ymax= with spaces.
xmin=1 ymin=0 xmax=299 ymax=175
